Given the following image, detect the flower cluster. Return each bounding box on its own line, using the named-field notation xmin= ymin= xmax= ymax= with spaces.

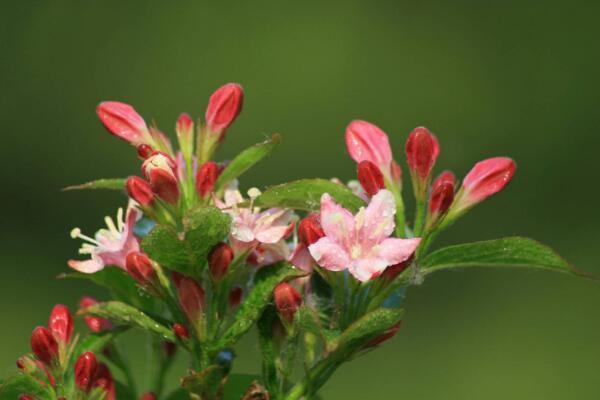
xmin=5 ymin=83 xmax=584 ymax=400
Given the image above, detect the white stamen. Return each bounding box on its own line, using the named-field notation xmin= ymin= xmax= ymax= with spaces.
xmin=70 ymin=227 xmax=100 ymax=245
xmin=116 ymin=207 xmax=124 ymax=231
xmin=247 ymin=187 xmax=261 ymax=199
xmin=105 ymin=216 xmax=119 ymax=236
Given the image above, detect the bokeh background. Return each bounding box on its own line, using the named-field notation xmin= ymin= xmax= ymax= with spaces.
xmin=1 ymin=1 xmax=599 ymax=399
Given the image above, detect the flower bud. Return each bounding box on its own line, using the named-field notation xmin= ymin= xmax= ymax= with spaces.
xmin=96 ymin=101 xmax=149 ymax=146
xmin=432 ymin=170 xmax=455 ymax=191
xmin=16 ymin=355 xmax=36 ymax=372
xmin=126 ymin=176 xmax=155 ymax=206
xmin=19 ymin=395 xmax=34 ymax=400
xmin=298 ymin=214 xmax=324 ymax=247
xmin=405 ymin=127 xmax=439 ymax=199
xmin=141 ymin=393 xmax=157 ymax=400
xmin=381 ymin=257 xmax=414 ymax=282
xmin=137 ymin=144 xmax=154 ymax=159
xmin=125 ymin=252 xmax=157 ymax=288
xmin=274 ymin=283 xmax=302 ymax=324
xmin=365 ymin=322 xmax=401 ymax=348
xmin=173 ymin=323 xmax=190 ymax=341
xmin=148 ymin=168 xmax=180 ymax=204
xmin=345 ymin=120 xmax=392 ymax=176
xmin=176 ymin=277 xmax=205 ymax=323
xmin=79 ymin=297 xmax=112 ymax=333
xmin=428 ymin=181 xmax=455 ymax=219
xmin=48 ymin=304 xmax=73 ymax=345
xmin=31 ymin=327 xmax=58 ymax=366
xmin=176 ymin=113 xmax=194 ymax=158
xmin=74 ymin=352 xmax=98 ymax=392
xmin=94 ymin=363 xmax=115 ymax=400
xmin=205 ymin=83 xmax=244 ymax=135
xmin=458 ymin=157 xmax=516 ymax=208
xmin=357 ymin=160 xmax=385 ymax=197
xmin=208 ymin=242 xmax=234 ymax=281
xmin=229 ymin=287 xmax=243 ymax=309
xmin=196 ymin=161 xmax=219 ymax=198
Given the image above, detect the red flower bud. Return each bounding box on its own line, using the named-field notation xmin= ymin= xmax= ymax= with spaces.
xmin=196 ymin=161 xmax=219 ymax=198
xmin=460 ymin=157 xmax=516 ymax=206
xmin=148 ymin=168 xmax=180 ymax=204
xmin=31 ymin=327 xmax=58 ymax=366
xmin=205 ymin=83 xmax=244 ymax=135
xmin=125 ymin=252 xmax=156 ymax=287
xmin=79 ymin=297 xmax=112 ymax=333
xmin=18 ymin=395 xmax=34 ymax=400
xmin=176 ymin=277 xmax=205 ymax=323
xmin=137 ymin=144 xmax=154 ymax=159
xmin=357 ymin=160 xmax=385 ymax=197
xmin=274 ymin=283 xmax=302 ymax=324
xmin=208 ymin=242 xmax=234 ymax=281
xmin=141 ymin=392 xmax=157 ymax=400
xmin=96 ymin=101 xmax=149 ymax=146
xmin=48 ymin=304 xmax=73 ymax=344
xmin=94 ymin=363 xmax=115 ymax=400
xmin=74 ymin=352 xmax=98 ymax=392
xmin=298 ymin=214 xmax=324 ymax=247
xmin=345 ymin=120 xmax=392 ymax=175
xmin=126 ymin=176 xmax=155 ymax=206
xmin=405 ymin=127 xmax=439 ymax=179
xmin=173 ymin=323 xmax=190 ymax=341
xmin=381 ymin=257 xmax=414 ymax=282
xmin=432 ymin=170 xmax=456 ymax=191
xmin=429 ymin=182 xmax=455 ymax=217
xmin=176 ymin=113 xmax=194 ymax=137
xmin=365 ymin=322 xmax=401 ymax=348
xmin=229 ymin=287 xmax=243 ymax=309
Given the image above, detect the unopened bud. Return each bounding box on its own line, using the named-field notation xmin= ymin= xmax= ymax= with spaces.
xmin=345 ymin=120 xmax=392 ymax=176
xmin=365 ymin=322 xmax=401 ymax=348
xmin=96 ymin=101 xmax=149 ymax=146
xmin=126 ymin=176 xmax=155 ymax=206
xmin=428 ymin=182 xmax=455 ymax=222
xmin=274 ymin=283 xmax=302 ymax=324
xmin=457 ymin=157 xmax=516 ymax=210
xmin=173 ymin=323 xmax=190 ymax=341
xmin=125 ymin=252 xmax=157 ymax=288
xmin=18 ymin=395 xmax=34 ymax=400
xmin=137 ymin=144 xmax=154 ymax=159
xmin=205 ymin=83 xmax=244 ymax=136
xmin=381 ymin=257 xmax=414 ymax=282
xmin=176 ymin=113 xmax=194 ymax=139
xmin=74 ymin=352 xmax=98 ymax=392
xmin=79 ymin=297 xmax=112 ymax=333
xmin=94 ymin=363 xmax=115 ymax=400
xmin=229 ymin=287 xmax=243 ymax=309
xmin=196 ymin=161 xmax=219 ymax=198
xmin=176 ymin=277 xmax=205 ymax=323
xmin=208 ymin=242 xmax=233 ymax=281
xmin=298 ymin=214 xmax=324 ymax=247
xmin=405 ymin=127 xmax=440 ymax=199
xmin=148 ymin=168 xmax=180 ymax=204
xmin=357 ymin=160 xmax=385 ymax=197
xmin=48 ymin=304 xmax=73 ymax=345
xmin=31 ymin=327 xmax=58 ymax=366
xmin=432 ymin=170 xmax=455 ymax=191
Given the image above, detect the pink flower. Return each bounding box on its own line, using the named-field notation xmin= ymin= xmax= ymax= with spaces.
xmin=308 ymin=190 xmax=420 ymax=282
xmin=345 ymin=120 xmax=393 ymax=176
xmin=68 ymin=203 xmax=140 ymax=273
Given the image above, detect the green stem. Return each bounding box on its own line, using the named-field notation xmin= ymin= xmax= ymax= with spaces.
xmin=386 ymin=179 xmax=405 ymax=238
xmin=413 ymin=198 xmax=427 ymax=237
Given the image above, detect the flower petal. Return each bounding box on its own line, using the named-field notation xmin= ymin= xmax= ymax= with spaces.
xmin=359 ymin=189 xmax=396 ymax=245
xmin=289 ymin=243 xmax=314 ymax=272
xmin=348 ymin=258 xmax=389 ymax=282
xmin=376 ymin=238 xmax=421 ymax=265
xmin=308 ymin=237 xmax=350 ymax=272
xmin=319 ymin=193 xmax=355 ymax=249
xmin=68 ymin=259 xmax=105 ymax=274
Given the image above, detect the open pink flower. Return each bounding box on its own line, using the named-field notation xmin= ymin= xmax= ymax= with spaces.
xmin=68 ymin=203 xmax=140 ymax=273
xmin=308 ymin=190 xmax=420 ymax=282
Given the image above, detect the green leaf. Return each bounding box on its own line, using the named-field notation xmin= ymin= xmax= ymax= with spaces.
xmin=142 ymin=225 xmax=191 ymax=273
xmin=0 ymin=374 xmax=52 ymax=399
xmin=77 ymin=301 xmax=175 ymax=341
xmin=74 ymin=328 xmax=128 ymax=355
xmin=223 ymin=374 xmax=263 ymax=400
xmin=253 ymin=179 xmax=365 ymax=212
xmin=295 ymin=306 xmax=326 ymax=341
xmin=215 ymin=262 xmax=306 ymax=349
xmin=216 ymin=134 xmax=281 ymax=191
xmin=331 ymin=308 xmax=404 ymax=353
xmin=63 ymin=178 xmax=127 ymax=191
xmin=420 ymin=237 xmax=594 ymax=279
xmin=59 ymin=268 xmax=158 ymax=313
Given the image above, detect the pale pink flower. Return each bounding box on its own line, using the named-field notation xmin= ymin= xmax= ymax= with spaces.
xmin=308 ymin=190 xmax=420 ymax=282
xmin=68 ymin=203 xmax=141 ymax=273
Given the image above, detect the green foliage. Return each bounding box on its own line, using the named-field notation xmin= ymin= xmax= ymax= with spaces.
xmin=63 ymin=178 xmax=127 ymax=191
xmin=0 ymin=374 xmax=52 ymax=399
xmin=420 ymin=236 xmax=593 ymax=278
xmin=77 ymin=301 xmax=176 ymax=341
xmin=216 ymin=134 xmax=281 ymax=191
xmin=181 ymin=365 xmax=227 ymax=399
xmin=74 ymin=327 xmax=128 ymax=355
xmin=253 ymin=178 xmax=365 ymax=212
xmin=215 ymin=262 xmax=306 ymax=349
xmin=142 ymin=206 xmax=231 ymax=276
xmin=223 ymin=374 xmax=263 ymax=400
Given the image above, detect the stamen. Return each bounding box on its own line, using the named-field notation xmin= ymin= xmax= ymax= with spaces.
xmin=104 ymin=216 xmax=119 ymax=236
xmin=116 ymin=207 xmax=124 ymax=231
xmin=70 ymin=227 xmax=100 ymax=245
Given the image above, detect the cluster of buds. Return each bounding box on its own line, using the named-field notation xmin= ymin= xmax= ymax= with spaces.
xmin=30 ymin=305 xmax=73 ymax=371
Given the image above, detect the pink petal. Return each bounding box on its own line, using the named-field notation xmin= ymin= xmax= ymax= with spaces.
xmin=345 ymin=120 xmax=392 ymax=173
xmin=319 ymin=193 xmax=355 ymax=249
xmin=255 ymin=225 xmax=291 ymax=244
xmin=68 ymin=259 xmax=105 ymax=274
xmin=359 ymin=189 xmax=396 ymax=245
xmin=289 ymin=243 xmax=314 ymax=272
xmin=348 ymin=258 xmax=389 ymax=282
xmin=376 ymin=238 xmax=421 ymax=265
xmin=308 ymin=237 xmax=350 ymax=272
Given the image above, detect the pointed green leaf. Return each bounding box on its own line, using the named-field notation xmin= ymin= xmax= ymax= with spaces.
xmin=77 ymin=301 xmax=175 ymax=341
xmin=0 ymin=374 xmax=52 ymax=399
xmin=216 ymin=134 xmax=281 ymax=191
xmin=420 ymin=237 xmax=594 ymax=279
xmin=215 ymin=262 xmax=306 ymax=349
xmin=253 ymin=179 xmax=365 ymax=212
xmin=63 ymin=178 xmax=127 ymax=191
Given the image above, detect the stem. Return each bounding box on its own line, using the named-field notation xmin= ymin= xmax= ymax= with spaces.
xmin=386 ymin=178 xmax=405 ymax=238
xmin=285 ymin=356 xmax=342 ymax=400
xmin=413 ymin=198 xmax=427 ymax=237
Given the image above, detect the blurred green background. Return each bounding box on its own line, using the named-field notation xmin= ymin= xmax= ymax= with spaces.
xmin=1 ymin=1 xmax=599 ymax=398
